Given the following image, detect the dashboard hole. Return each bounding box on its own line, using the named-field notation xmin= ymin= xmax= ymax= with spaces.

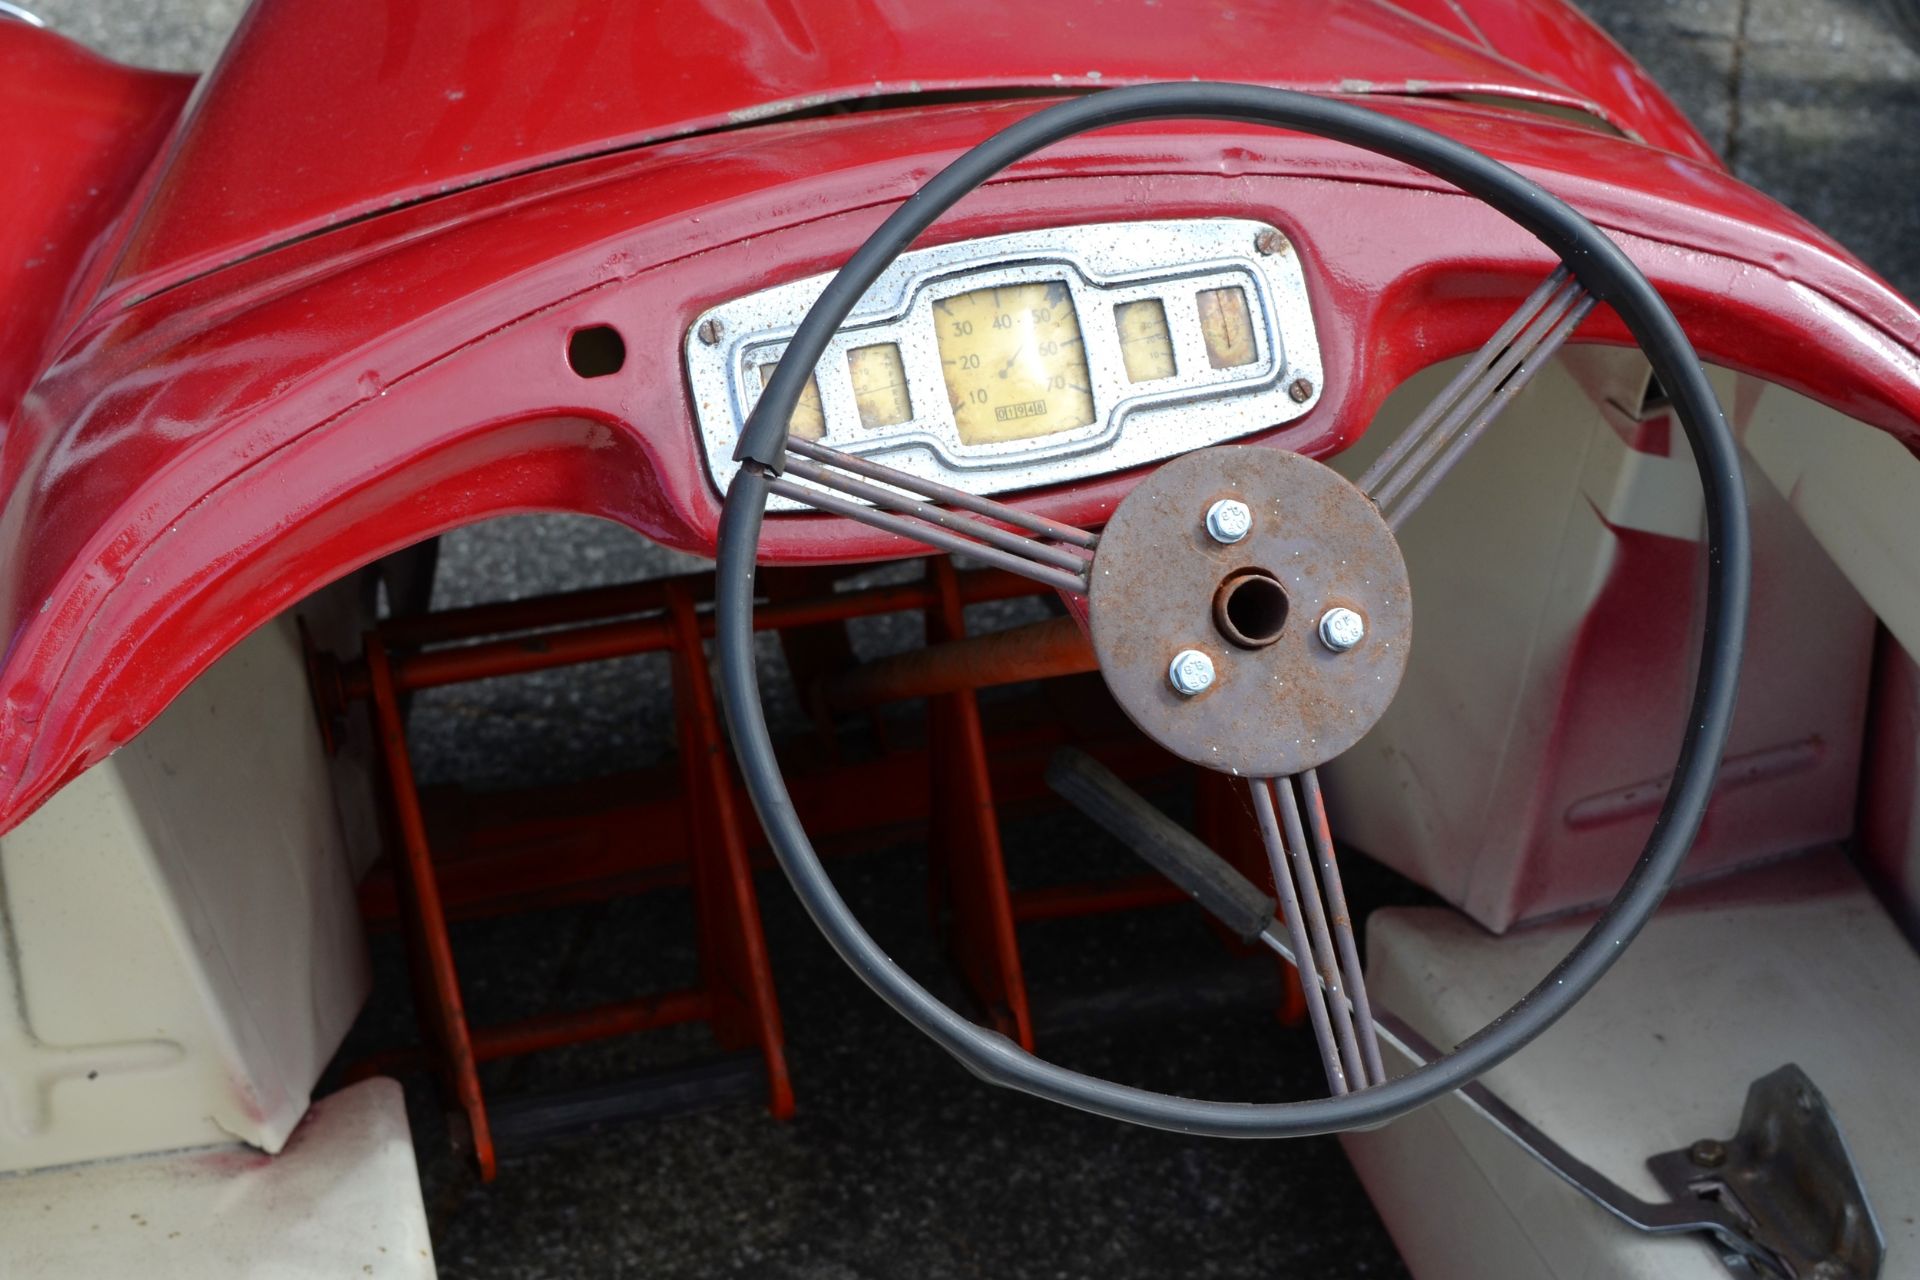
xmin=568 ymin=325 xmax=627 ymax=378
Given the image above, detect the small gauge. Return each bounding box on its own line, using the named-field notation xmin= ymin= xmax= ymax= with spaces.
xmin=756 ymin=363 xmax=825 ymax=441
xmin=848 ymin=343 xmax=913 ymax=428
xmin=1115 ymin=299 xmax=1176 ymax=383
xmin=935 ymin=281 xmax=1096 ymax=445
xmin=1198 ymin=286 xmax=1258 ymax=369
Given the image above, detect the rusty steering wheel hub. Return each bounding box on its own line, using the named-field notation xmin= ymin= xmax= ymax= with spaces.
xmin=1089 ymin=446 xmax=1411 ymax=778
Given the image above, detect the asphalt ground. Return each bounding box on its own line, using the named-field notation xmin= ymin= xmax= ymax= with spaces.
xmin=24 ymin=2 xmax=1920 ymax=1276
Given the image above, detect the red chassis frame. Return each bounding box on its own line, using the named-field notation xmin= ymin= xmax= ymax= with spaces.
xmin=4 ymin=0 xmax=1920 ymax=846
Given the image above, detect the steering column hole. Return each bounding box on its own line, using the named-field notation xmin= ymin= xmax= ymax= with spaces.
xmin=1213 ymin=568 xmax=1289 ymax=648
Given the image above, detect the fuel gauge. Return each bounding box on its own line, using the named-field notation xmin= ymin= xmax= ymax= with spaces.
xmin=848 ymin=343 xmax=913 ymax=428
xmin=1115 ymin=299 xmax=1176 ymax=383
xmin=1198 ymin=286 xmax=1258 ymax=369
xmin=756 ymin=363 xmax=825 ymax=441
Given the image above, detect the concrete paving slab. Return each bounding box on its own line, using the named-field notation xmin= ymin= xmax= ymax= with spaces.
xmin=1733 ymin=0 xmax=1920 ymax=295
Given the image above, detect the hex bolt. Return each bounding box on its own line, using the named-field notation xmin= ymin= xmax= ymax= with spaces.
xmin=1318 ymin=607 xmax=1365 ymax=652
xmin=697 ymin=318 xmax=724 ymax=345
xmin=1204 ymin=498 xmax=1252 ymax=545
xmin=1168 ymin=649 xmax=1216 ymax=696
xmin=1289 ymin=377 xmax=1315 ymax=403
xmin=1688 ymin=1138 xmax=1728 ymax=1169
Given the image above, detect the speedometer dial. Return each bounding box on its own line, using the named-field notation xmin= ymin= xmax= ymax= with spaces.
xmin=935 ymin=282 xmax=1096 ymax=445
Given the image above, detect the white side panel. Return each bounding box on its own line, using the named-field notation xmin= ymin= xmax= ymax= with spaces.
xmin=1740 ymin=379 xmax=1920 ymax=659
xmin=1322 ymin=353 xmax=1873 ymax=929
xmin=1862 ymin=637 xmax=1920 ymax=931
xmin=1344 ymin=851 xmax=1919 ymax=1278
xmin=0 ymin=1078 xmax=435 ymax=1279
xmin=297 ymin=575 xmax=387 ymax=882
xmin=0 ymin=612 xmax=369 ymax=1173
xmin=1741 ymin=380 xmax=1920 ymax=931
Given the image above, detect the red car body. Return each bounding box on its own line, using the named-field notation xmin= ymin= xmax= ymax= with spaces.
xmin=1 ymin=0 xmax=1916 ymax=845
xmin=7 ymin=5 xmax=1920 ymax=1274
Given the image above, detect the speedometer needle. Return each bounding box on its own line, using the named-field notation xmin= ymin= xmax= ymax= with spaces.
xmin=998 ymin=338 xmax=1025 ymax=380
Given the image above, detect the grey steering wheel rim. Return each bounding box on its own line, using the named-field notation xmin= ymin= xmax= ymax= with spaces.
xmin=714 ymin=81 xmax=1750 ymax=1138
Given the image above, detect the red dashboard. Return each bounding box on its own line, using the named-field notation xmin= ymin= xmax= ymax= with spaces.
xmin=1 ymin=4 xmax=1918 ymax=845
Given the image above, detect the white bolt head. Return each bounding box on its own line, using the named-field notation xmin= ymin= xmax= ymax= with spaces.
xmin=1168 ymin=649 xmax=1216 ymax=696
xmin=1204 ymin=498 xmax=1252 ymax=545
xmin=1319 ymin=607 xmax=1366 ymax=652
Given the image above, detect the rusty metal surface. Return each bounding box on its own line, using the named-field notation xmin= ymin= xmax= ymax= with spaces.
xmin=782 ymin=454 xmax=1093 ymax=575
xmin=348 ymin=583 xmax=799 ymax=1179
xmin=766 ymin=472 xmax=1089 ymax=595
xmin=323 ymin=561 xmax=1049 ymax=705
xmin=821 ymin=615 xmax=1097 ymax=713
xmin=1087 ymin=446 xmax=1411 ymax=778
xmin=788 ymin=438 xmax=1100 ymax=550
xmin=1647 ymin=1065 xmax=1885 ymax=1278
xmin=1268 ymin=775 xmax=1370 ymax=1090
xmin=1299 ymin=768 xmax=1385 ymax=1084
xmin=1249 ymin=774 xmax=1350 ymax=1094
xmin=364 ymin=635 xmax=499 ymax=1180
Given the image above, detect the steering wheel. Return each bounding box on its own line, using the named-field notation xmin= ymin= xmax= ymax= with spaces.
xmin=715 ymin=82 xmax=1750 ymax=1136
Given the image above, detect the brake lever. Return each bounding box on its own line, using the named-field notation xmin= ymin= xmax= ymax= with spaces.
xmin=1046 ymin=748 xmax=1879 ymax=1279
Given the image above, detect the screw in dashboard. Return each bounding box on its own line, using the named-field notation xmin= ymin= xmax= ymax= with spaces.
xmin=697 ymin=319 xmax=724 ymax=345
xmin=1255 ymin=229 xmax=1288 ymax=256
xmin=1289 ymin=377 xmax=1315 ymax=403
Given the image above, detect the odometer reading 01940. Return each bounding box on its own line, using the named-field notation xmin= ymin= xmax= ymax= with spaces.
xmin=935 ymin=281 xmax=1096 ymax=445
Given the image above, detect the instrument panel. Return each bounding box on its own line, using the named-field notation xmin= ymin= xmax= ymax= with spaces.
xmin=686 ymin=219 xmax=1323 ymax=509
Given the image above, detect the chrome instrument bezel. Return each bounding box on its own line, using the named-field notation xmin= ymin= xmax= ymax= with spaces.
xmin=685 ymin=218 xmax=1323 ymax=510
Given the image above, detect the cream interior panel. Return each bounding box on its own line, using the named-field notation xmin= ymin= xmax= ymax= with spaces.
xmin=1344 ymin=851 xmax=1916 ymax=1278
xmin=0 ymin=1078 xmax=435 ymax=1279
xmin=1739 ymin=380 xmax=1920 ymax=659
xmin=0 ymin=609 xmax=369 ymax=1173
xmin=1323 ymin=353 xmax=1872 ymax=929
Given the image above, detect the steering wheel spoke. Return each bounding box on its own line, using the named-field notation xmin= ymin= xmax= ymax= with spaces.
xmin=1356 ymin=266 xmax=1597 ymax=529
xmin=1298 ymin=770 xmax=1386 ymax=1086
xmin=1252 ymin=771 xmax=1384 ymax=1093
xmin=764 ymin=438 xmax=1095 ymax=595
